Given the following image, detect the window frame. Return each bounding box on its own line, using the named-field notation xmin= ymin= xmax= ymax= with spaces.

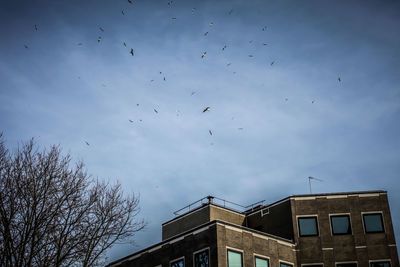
xmin=193 ymin=247 xmax=210 ymax=267
xmin=254 ymin=254 xmax=270 ymax=267
xmin=279 ymin=260 xmax=294 ymax=267
xmin=297 ymin=215 xmax=319 ymax=237
xmin=170 ymin=256 xmax=185 ymax=267
xmin=369 ymin=260 xmax=391 ymax=267
xmin=329 ymin=213 xmax=352 ymax=235
xmin=362 ymin=212 xmax=385 ymax=234
xmin=227 ymin=247 xmax=243 ymax=267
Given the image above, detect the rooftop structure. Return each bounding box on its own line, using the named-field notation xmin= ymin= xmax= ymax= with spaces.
xmin=108 ymin=190 xmax=399 ymax=267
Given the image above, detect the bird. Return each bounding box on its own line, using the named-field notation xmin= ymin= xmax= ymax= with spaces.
xmin=190 ymin=91 xmax=196 ymax=96
xmin=163 ymin=77 xmax=166 ymax=81
xmin=130 ymin=48 xmax=134 ymax=56
xmin=154 ymin=109 xmax=158 ymax=114
xmin=167 ymin=1 xmax=173 ymax=6
xmin=262 ymin=26 xmax=267 ymax=31
xmin=128 ymin=0 xmax=132 ymax=3
xmin=209 ymin=130 xmax=212 ymax=136
xmin=285 ymin=98 xmax=288 ymax=101
xmin=271 ymin=61 xmax=275 ymax=66
xmin=312 ymin=100 xmax=315 ymax=104
xmin=101 ymin=83 xmax=106 ymax=87
xmin=338 ymin=77 xmax=341 ymax=82
xmin=248 ymin=55 xmax=254 ymax=57
xmin=121 ymin=10 xmax=125 ymax=15
xmin=192 ymin=8 xmax=196 ymax=14
xmin=78 ymin=42 xmax=83 ymax=46
xmin=98 ymin=36 xmax=102 ymax=43
xmin=228 ymin=9 xmax=233 ymax=15
xmin=159 ymin=71 xmax=162 ymax=74
xmin=85 ymin=141 xmax=90 ymax=146
xmin=203 ymin=107 xmax=210 ymax=112
xmin=34 ymin=25 xmax=38 ymax=31
xmin=24 ymin=44 xmax=29 ymax=49
xmin=129 ymin=119 xmax=134 ymax=123
xmin=238 ymin=128 xmax=243 ymax=130
xmin=150 ymin=79 xmax=154 ymax=82
xmin=227 ymin=63 xmax=231 ymax=66
xmin=201 ymin=52 xmax=206 ymax=58
xmin=172 ymin=17 xmax=177 ymax=20
xmin=222 ymin=45 xmax=227 ymax=51
xmin=209 ymin=22 xmax=214 ymax=27
xmin=204 ymin=31 xmax=208 ymax=36
xmin=263 ymin=43 xmax=268 ymax=46
xmin=136 ymin=104 xmax=139 ymax=106
xmin=99 ymin=27 xmax=104 ymax=32
xmin=249 ymin=40 xmax=253 ymax=43
xmin=123 ymin=42 xmax=127 ymax=47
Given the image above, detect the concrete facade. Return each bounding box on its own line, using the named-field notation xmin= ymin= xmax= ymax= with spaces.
xmin=108 ymin=191 xmax=399 ymax=267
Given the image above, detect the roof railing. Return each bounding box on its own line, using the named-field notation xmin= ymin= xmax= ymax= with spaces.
xmin=173 ymin=195 xmax=265 ymax=216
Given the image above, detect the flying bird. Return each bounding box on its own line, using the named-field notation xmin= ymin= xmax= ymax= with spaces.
xmin=123 ymin=42 xmax=127 ymax=47
xmin=262 ymin=26 xmax=267 ymax=31
xmin=271 ymin=61 xmax=275 ymax=66
xmin=172 ymin=17 xmax=177 ymax=20
xmin=136 ymin=104 xmax=139 ymax=106
xmin=263 ymin=43 xmax=268 ymax=46
xmin=285 ymin=98 xmax=288 ymax=101
xmin=78 ymin=42 xmax=83 ymax=46
xmin=167 ymin=1 xmax=173 ymax=6
xmin=98 ymin=36 xmax=102 ymax=43
xmin=163 ymin=77 xmax=166 ymax=81
xmin=99 ymin=27 xmax=104 ymax=32
xmin=228 ymin=9 xmax=233 ymax=15
xmin=204 ymin=31 xmax=208 ymax=36
xmin=238 ymin=128 xmax=243 ymax=130
xmin=130 ymin=48 xmax=134 ymax=56
xmin=190 ymin=91 xmax=196 ymax=96
xmin=209 ymin=130 xmax=212 ymax=136
xmin=128 ymin=0 xmax=132 ymax=3
xmin=24 ymin=44 xmax=29 ymax=49
xmin=248 ymin=55 xmax=254 ymax=57
xmin=154 ymin=109 xmax=158 ymax=113
xmin=338 ymin=77 xmax=341 ymax=82
xmin=209 ymin=22 xmax=214 ymax=27
xmin=150 ymin=79 xmax=154 ymax=82
xmin=222 ymin=45 xmax=227 ymax=51
xmin=226 ymin=63 xmax=231 ymax=66
xmin=201 ymin=52 xmax=206 ymax=58
xmin=192 ymin=8 xmax=196 ymax=14
xmin=249 ymin=40 xmax=253 ymax=43
xmin=203 ymin=107 xmax=210 ymax=113
xmin=121 ymin=10 xmax=125 ymax=15
xmin=85 ymin=141 xmax=90 ymax=146
xmin=129 ymin=119 xmax=134 ymax=123
xmin=34 ymin=25 xmax=38 ymax=31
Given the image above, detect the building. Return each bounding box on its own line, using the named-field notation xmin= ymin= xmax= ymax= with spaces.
xmin=107 ymin=190 xmax=399 ymax=267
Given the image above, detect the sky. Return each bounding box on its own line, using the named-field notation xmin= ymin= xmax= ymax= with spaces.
xmin=1 ymin=0 xmax=400 ymax=263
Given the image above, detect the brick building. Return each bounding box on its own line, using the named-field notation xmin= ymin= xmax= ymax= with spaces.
xmin=107 ymin=190 xmax=399 ymax=267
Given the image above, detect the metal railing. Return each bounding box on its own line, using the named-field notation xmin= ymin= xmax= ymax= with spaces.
xmin=173 ymin=195 xmax=265 ymax=216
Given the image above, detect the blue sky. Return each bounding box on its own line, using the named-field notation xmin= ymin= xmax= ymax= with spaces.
xmin=1 ymin=0 xmax=399 ymax=262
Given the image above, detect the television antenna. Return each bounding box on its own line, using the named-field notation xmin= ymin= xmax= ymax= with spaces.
xmin=308 ymin=176 xmax=323 ymax=194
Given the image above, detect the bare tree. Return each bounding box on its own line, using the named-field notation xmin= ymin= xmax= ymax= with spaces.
xmin=0 ymin=135 xmax=146 ymax=267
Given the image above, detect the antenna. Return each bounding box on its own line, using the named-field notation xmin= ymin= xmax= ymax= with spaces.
xmin=308 ymin=176 xmax=323 ymax=194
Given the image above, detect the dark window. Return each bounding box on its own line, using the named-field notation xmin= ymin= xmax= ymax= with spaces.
xmin=298 ymin=217 xmax=319 ymax=236
xmin=363 ymin=213 xmax=384 ymax=233
xmin=337 ymin=264 xmax=357 ymax=267
xmin=194 ymin=249 xmax=209 ymax=267
xmin=303 ymin=265 xmax=323 ymax=267
xmin=280 ymin=263 xmax=293 ymax=267
xmin=227 ymin=250 xmax=242 ymax=267
xmin=255 ymin=257 xmax=269 ymax=267
xmin=331 ymin=215 xmax=352 ymax=235
xmin=371 ymin=262 xmax=391 ymax=267
xmin=170 ymin=258 xmax=184 ymax=267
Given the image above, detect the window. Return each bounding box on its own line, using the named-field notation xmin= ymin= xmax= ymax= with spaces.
xmin=194 ymin=249 xmax=209 ymax=267
xmin=331 ymin=215 xmax=352 ymax=235
xmin=280 ymin=263 xmax=293 ymax=267
xmin=227 ymin=250 xmax=243 ymax=267
xmin=298 ymin=217 xmax=319 ymax=236
xmin=337 ymin=263 xmax=357 ymax=267
xmin=170 ymin=258 xmax=184 ymax=267
xmin=370 ymin=262 xmax=391 ymax=267
xmin=363 ymin=213 xmax=384 ymax=233
xmin=255 ymin=257 xmax=269 ymax=267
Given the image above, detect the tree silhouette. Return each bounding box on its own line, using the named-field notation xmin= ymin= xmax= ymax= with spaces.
xmin=0 ymin=134 xmax=146 ymax=267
